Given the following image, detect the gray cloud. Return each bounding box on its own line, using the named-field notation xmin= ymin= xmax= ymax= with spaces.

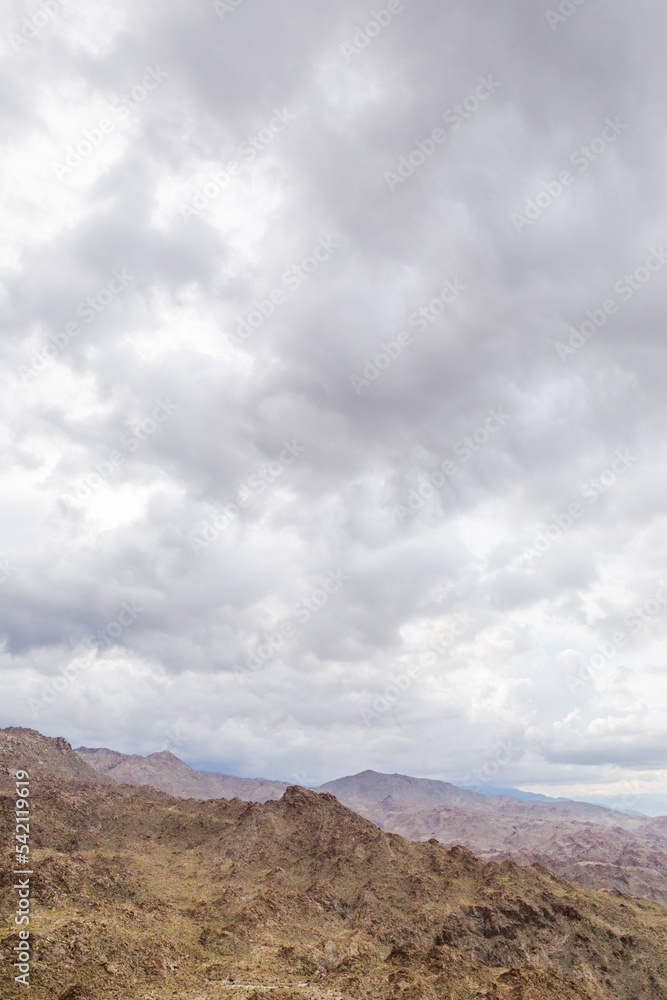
xmin=1 ymin=0 xmax=667 ymax=804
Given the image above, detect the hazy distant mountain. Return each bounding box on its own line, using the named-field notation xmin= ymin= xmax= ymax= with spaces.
xmin=7 ymin=730 xmax=667 ymax=911
xmin=317 ymin=769 xmax=629 ymax=823
xmin=581 ymin=792 xmax=667 ymax=817
xmin=317 ymin=769 xmax=476 ymax=806
xmin=3 ymin=745 xmax=667 ymax=999
xmin=317 ymin=769 xmax=667 ymax=907
xmin=75 ymin=745 xmax=288 ymax=801
xmin=467 ymin=784 xmax=569 ymax=802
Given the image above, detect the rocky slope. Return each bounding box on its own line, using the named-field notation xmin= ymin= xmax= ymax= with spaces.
xmin=75 ymin=745 xmax=288 ymax=801
xmin=16 ymin=731 xmax=667 ymax=912
xmin=317 ymin=770 xmax=641 ymax=826
xmin=2 ymin=761 xmax=667 ymax=999
xmin=0 ymin=728 xmax=111 ymax=788
xmin=318 ymin=770 xmax=667 ymax=907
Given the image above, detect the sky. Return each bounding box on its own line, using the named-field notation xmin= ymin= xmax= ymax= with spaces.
xmin=1 ymin=0 xmax=667 ymax=814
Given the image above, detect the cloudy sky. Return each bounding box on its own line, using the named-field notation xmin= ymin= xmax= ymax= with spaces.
xmin=2 ymin=0 xmax=666 ymax=812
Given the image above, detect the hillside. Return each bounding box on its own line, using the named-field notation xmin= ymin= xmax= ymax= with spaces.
xmin=8 ymin=729 xmax=667 ymax=916
xmin=319 ymin=770 xmax=667 ymax=907
xmin=67 ymin=744 xmax=667 ymax=909
xmin=2 ymin=762 xmax=667 ymax=998
xmin=75 ymin=745 xmax=288 ymax=801
xmin=0 ymin=728 xmax=111 ymax=788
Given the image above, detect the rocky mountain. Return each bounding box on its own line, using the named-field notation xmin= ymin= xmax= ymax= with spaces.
xmin=75 ymin=745 xmax=288 ymax=801
xmin=318 ymin=770 xmax=667 ymax=908
xmin=2 ymin=735 xmax=667 ymax=999
xmin=8 ymin=728 xmax=667 ymax=915
xmin=68 ymin=744 xmax=667 ymax=909
xmin=0 ymin=727 xmax=111 ymax=788
xmin=317 ymin=770 xmax=638 ymax=824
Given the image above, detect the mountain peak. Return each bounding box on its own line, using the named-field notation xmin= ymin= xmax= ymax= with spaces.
xmin=0 ymin=726 xmax=109 ymax=787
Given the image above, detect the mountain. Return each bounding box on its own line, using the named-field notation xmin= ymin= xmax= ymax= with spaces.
xmin=22 ymin=736 xmax=667 ymax=911
xmin=75 ymin=745 xmax=289 ymax=801
xmin=67 ymin=745 xmax=667 ymax=908
xmin=318 ymin=767 xmax=664 ymax=829
xmin=2 ymin=735 xmax=667 ymax=999
xmin=317 ymin=770 xmax=667 ymax=907
xmin=317 ymin=769 xmax=633 ymax=824
xmin=0 ymin=727 xmax=111 ymax=788
xmin=318 ymin=768 xmax=476 ymax=806
xmin=470 ymin=784 xmax=570 ymax=802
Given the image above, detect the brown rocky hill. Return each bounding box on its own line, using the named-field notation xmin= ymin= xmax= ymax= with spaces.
xmin=75 ymin=745 xmax=288 ymax=801
xmin=0 ymin=727 xmax=111 ymax=789
xmin=317 ymin=770 xmax=640 ymax=825
xmin=318 ymin=770 xmax=667 ymax=908
xmin=69 ymin=744 xmax=667 ymax=909
xmin=2 ymin=767 xmax=667 ymax=999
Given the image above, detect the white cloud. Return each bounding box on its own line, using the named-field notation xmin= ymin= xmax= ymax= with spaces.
xmin=1 ymin=0 xmax=667 ymax=798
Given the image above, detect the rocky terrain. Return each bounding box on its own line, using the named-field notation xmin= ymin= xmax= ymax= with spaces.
xmin=2 ymin=729 xmax=667 ymax=999
xmin=76 ymin=745 xmax=289 ymax=801
xmin=317 ymin=771 xmax=667 ymax=907
xmin=0 ymin=727 xmax=113 ymax=786
xmin=71 ymin=743 xmax=667 ymax=909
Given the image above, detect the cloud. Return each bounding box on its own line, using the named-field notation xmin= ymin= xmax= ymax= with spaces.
xmin=1 ymin=0 xmax=666 ymax=794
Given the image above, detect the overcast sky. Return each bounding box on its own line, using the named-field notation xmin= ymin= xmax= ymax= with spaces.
xmin=1 ymin=0 xmax=666 ymax=812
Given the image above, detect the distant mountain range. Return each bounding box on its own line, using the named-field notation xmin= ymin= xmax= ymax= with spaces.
xmin=3 ymin=727 xmax=667 ymax=909
xmin=72 ymin=744 xmax=582 ymax=808
xmin=465 ymin=784 xmax=569 ymax=802
xmin=71 ymin=746 xmax=667 ymax=908
xmin=3 ymin=725 xmax=667 ymax=1000
xmin=75 ymin=745 xmax=288 ymax=801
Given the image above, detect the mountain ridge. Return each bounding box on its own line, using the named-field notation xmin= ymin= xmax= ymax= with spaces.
xmin=70 ymin=748 xmax=667 ymax=908
xmin=3 ymin=730 xmax=667 ymax=999
xmin=75 ymin=743 xmax=289 ymax=801
xmin=5 ymin=728 xmax=667 ymax=912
